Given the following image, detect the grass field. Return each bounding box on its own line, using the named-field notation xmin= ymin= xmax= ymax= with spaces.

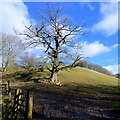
xmin=58 ymin=67 xmax=118 ymax=86
xmin=2 ymin=66 xmax=120 ymax=119
xmin=4 ymin=66 xmax=118 ymax=96
xmin=3 ymin=66 xmax=118 ymax=86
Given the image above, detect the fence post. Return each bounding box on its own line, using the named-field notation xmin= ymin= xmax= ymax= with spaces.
xmin=7 ymin=81 xmax=11 ymax=98
xmin=26 ymin=90 xmax=33 ymax=120
xmin=17 ymin=89 xmax=22 ymax=110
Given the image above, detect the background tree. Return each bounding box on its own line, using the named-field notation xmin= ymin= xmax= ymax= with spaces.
xmin=18 ymin=52 xmax=47 ymax=72
xmin=20 ymin=4 xmax=85 ymax=82
xmin=76 ymin=60 xmax=112 ymax=75
xmin=0 ymin=33 xmax=24 ymax=72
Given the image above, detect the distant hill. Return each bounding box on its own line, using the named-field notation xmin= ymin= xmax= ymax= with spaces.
xmin=76 ymin=60 xmax=112 ymax=75
xmin=113 ymin=73 xmax=120 ymax=78
xmin=58 ymin=67 xmax=118 ymax=86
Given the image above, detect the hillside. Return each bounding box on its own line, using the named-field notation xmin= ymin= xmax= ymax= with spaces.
xmin=58 ymin=67 xmax=118 ymax=86
xmin=2 ymin=66 xmax=118 ymax=87
xmin=5 ymin=66 xmax=119 ymax=120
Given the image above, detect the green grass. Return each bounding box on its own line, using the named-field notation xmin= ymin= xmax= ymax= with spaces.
xmin=2 ymin=66 xmax=119 ymax=92
xmin=58 ymin=67 xmax=118 ymax=86
xmin=9 ymin=66 xmax=118 ymax=96
xmin=3 ymin=66 xmax=118 ymax=87
xmin=2 ymin=66 xmax=120 ymax=118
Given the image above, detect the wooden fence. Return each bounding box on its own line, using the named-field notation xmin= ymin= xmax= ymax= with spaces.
xmin=1 ymin=81 xmax=33 ymax=120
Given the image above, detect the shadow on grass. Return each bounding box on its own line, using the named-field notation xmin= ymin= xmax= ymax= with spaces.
xmin=12 ymin=81 xmax=120 ymax=97
xmin=11 ymin=82 xmax=120 ymax=119
xmin=69 ymin=82 xmax=120 ymax=95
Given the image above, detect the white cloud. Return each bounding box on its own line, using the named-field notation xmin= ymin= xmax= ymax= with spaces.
xmin=0 ymin=0 xmax=30 ymax=35
xmin=26 ymin=45 xmax=46 ymax=54
xmin=79 ymin=2 xmax=95 ymax=11
xmin=112 ymin=44 xmax=119 ymax=48
xmin=87 ymin=3 xmax=95 ymax=11
xmin=0 ymin=1 xmax=47 ymax=56
xmin=92 ymin=3 xmax=118 ymax=36
xmin=81 ymin=41 xmax=110 ymax=57
xmin=104 ymin=64 xmax=120 ymax=74
xmin=105 ymin=58 xmax=114 ymax=62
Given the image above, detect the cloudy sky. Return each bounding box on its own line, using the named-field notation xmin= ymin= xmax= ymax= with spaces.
xmin=0 ymin=1 xmax=119 ymax=74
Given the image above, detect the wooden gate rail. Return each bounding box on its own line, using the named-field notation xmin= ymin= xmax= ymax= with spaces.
xmin=1 ymin=81 xmax=33 ymax=120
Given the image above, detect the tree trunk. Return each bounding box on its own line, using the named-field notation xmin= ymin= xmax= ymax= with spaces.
xmin=50 ymin=40 xmax=59 ymax=82
xmin=51 ymin=71 xmax=58 ymax=82
xmin=2 ymin=67 xmax=7 ymax=72
xmin=2 ymin=61 xmax=9 ymax=72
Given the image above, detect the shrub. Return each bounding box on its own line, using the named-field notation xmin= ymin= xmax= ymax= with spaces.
xmin=14 ymin=71 xmax=32 ymax=81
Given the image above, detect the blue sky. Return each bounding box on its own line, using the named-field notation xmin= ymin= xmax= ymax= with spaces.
xmin=1 ymin=1 xmax=119 ymax=74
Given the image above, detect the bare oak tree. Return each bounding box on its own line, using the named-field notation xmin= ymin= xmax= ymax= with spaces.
xmin=20 ymin=4 xmax=85 ymax=82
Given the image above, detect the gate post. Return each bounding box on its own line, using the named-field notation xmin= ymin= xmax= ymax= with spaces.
xmin=26 ymin=90 xmax=33 ymax=120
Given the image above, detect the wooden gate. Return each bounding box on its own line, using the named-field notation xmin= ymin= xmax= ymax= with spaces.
xmin=2 ymin=81 xmax=33 ymax=120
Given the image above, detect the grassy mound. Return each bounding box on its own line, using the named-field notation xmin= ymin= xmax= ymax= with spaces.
xmin=58 ymin=67 xmax=118 ymax=86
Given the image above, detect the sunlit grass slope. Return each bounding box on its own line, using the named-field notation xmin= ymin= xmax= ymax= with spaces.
xmin=58 ymin=67 xmax=118 ymax=86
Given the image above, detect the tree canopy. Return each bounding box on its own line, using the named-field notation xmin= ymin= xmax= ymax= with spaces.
xmin=20 ymin=4 xmax=85 ymax=82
